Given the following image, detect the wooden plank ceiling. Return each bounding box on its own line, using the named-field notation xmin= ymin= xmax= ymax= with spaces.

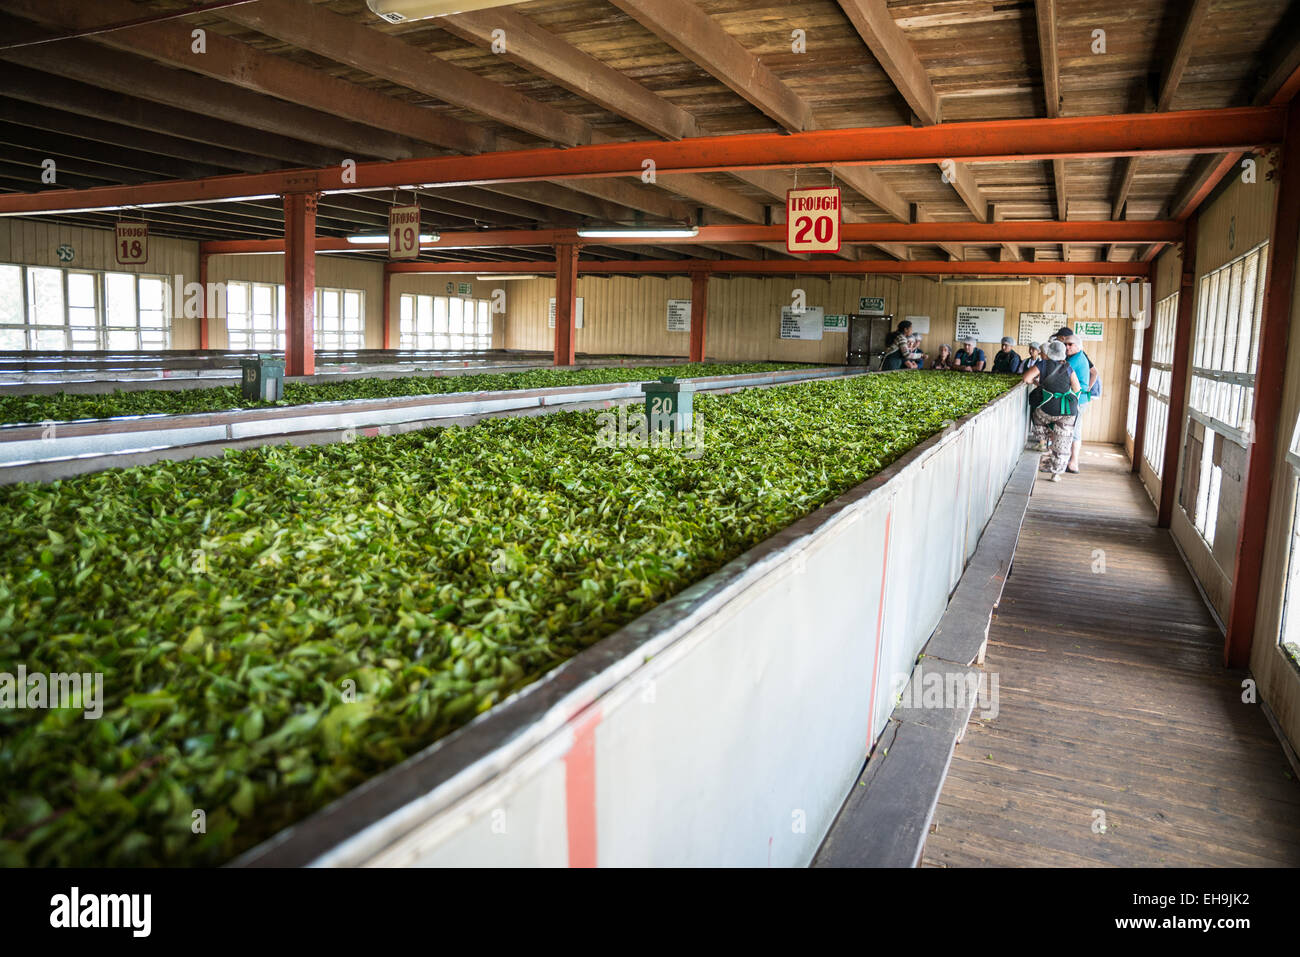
xmin=0 ymin=0 xmax=1295 ymax=266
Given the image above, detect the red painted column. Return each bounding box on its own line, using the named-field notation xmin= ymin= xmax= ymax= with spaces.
xmin=1224 ymin=101 xmax=1300 ymax=667
xmin=381 ymin=268 xmax=392 ymax=350
xmin=689 ymin=269 xmax=708 ymax=362
xmin=283 ymin=191 xmax=317 ymax=376
xmin=198 ymin=252 xmax=210 ymax=350
xmin=554 ymin=242 xmax=579 ymax=366
xmin=1157 ymin=217 xmax=1198 ymax=529
xmin=1131 ymin=272 xmax=1158 ymax=473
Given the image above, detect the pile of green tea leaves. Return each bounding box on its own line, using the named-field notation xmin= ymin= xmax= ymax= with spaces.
xmin=0 ymin=372 xmax=1018 ymax=866
xmin=0 ymin=362 xmax=807 ymax=426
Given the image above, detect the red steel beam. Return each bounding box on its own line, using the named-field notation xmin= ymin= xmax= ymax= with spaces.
xmin=283 ymin=192 xmax=316 ymax=376
xmin=381 ymin=269 xmax=392 ymax=351
xmin=384 ymin=259 xmax=1149 ymax=277
xmin=201 ymin=219 xmax=1183 ymax=256
xmin=1158 ymin=218 xmax=1198 ymax=529
xmin=1130 ymin=301 xmax=1157 ymax=474
xmin=689 ymin=269 xmax=708 ymax=362
xmin=1224 ymin=98 xmax=1300 ymax=668
xmin=0 ymin=108 xmax=1283 ymax=216
xmin=198 ymin=250 xmax=210 ymax=351
xmin=554 ymin=243 xmax=578 ymax=366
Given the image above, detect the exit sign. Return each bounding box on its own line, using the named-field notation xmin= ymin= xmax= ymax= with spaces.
xmin=786 ymin=187 xmax=841 ymax=254
xmin=457 ymin=282 xmax=472 ymax=296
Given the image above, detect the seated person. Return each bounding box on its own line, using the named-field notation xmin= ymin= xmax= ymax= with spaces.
xmin=931 ymin=343 xmax=955 ymax=370
xmin=882 ymin=320 xmax=914 ymax=370
xmin=905 ymin=334 xmax=927 ymax=370
xmin=991 ymin=336 xmax=1023 ymax=374
xmin=953 ymin=337 xmax=986 ymax=372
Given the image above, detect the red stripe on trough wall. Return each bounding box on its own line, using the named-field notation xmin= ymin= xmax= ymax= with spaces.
xmin=866 ymin=507 xmax=894 ymax=751
xmin=565 ymin=706 xmax=602 ymax=868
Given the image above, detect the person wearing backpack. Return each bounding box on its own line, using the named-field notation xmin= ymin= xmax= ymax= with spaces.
xmin=1022 ymin=339 xmax=1082 ymax=481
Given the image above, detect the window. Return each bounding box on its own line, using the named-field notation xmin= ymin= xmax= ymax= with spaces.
xmin=399 ymin=294 xmax=492 ymax=350
xmin=1280 ymin=424 xmax=1300 ymax=661
xmin=1127 ymin=311 xmax=1144 ymax=440
xmin=0 ymin=264 xmax=171 ymax=350
xmin=1143 ymin=292 xmax=1178 ymax=476
xmin=226 ymin=281 xmax=284 ymax=351
xmin=226 ymin=282 xmax=366 ymax=352
xmin=1188 ymin=242 xmax=1267 ymax=443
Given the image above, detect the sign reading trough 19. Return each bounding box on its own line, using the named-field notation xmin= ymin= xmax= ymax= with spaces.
xmin=388 ymin=204 xmax=422 ymax=260
xmin=786 ymin=187 xmax=842 ymax=254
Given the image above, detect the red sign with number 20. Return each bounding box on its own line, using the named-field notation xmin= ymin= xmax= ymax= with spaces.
xmin=786 ymin=187 xmax=841 ymax=254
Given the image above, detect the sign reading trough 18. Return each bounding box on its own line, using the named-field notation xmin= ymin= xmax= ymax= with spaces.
xmin=786 ymin=187 xmax=841 ymax=254
xmin=388 ymin=204 xmax=422 ymax=260
xmin=115 ymin=222 xmax=149 ymax=265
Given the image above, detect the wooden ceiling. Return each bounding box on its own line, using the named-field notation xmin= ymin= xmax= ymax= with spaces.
xmin=0 ymin=0 xmax=1296 ymax=266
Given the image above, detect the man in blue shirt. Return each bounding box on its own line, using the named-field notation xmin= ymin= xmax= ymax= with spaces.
xmin=953 ymin=337 xmax=986 ymax=372
xmin=1060 ymin=329 xmax=1098 ymax=473
xmin=991 ymin=336 xmax=1023 ymax=374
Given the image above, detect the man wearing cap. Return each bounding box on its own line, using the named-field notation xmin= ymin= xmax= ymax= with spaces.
xmin=953 ymin=337 xmax=986 ymax=372
xmin=1058 ymin=329 xmax=1099 ymax=473
xmin=991 ymin=336 xmax=1023 ymax=375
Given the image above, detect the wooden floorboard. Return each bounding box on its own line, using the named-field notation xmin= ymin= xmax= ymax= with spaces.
xmin=923 ymin=444 xmax=1300 ymax=868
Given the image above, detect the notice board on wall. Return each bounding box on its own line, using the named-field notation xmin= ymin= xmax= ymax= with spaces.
xmin=955 ymin=305 xmax=1005 ymax=342
xmin=667 ymin=299 xmax=691 ymax=332
xmin=780 ymin=306 xmax=824 ymax=340
xmin=548 ymin=298 xmax=584 ymax=329
xmin=1018 ymin=312 xmax=1068 ymax=345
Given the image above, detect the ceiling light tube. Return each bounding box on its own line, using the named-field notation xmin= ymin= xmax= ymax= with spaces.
xmin=576 ymin=226 xmax=700 ymax=239
xmin=346 ymin=232 xmax=439 ymax=244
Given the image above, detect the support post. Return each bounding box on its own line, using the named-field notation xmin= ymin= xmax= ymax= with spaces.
xmin=1224 ymin=100 xmax=1300 ymax=667
xmin=382 ymin=269 xmax=392 ymax=350
xmin=198 ymin=251 xmax=210 ymax=351
xmin=1131 ymin=274 xmax=1157 ymax=473
xmin=1157 ymin=217 xmax=1197 ymax=529
xmin=283 ymin=191 xmax=317 ymax=376
xmin=689 ymin=269 xmax=709 ymax=363
xmin=554 ymin=242 xmax=579 ymax=366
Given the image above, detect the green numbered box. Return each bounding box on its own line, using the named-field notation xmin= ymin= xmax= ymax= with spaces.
xmin=640 ymin=376 xmax=696 ymax=432
xmin=240 ymin=355 xmax=285 ymax=402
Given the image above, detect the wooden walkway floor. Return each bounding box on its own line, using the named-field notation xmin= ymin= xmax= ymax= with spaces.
xmin=923 ymin=444 xmax=1300 ymax=867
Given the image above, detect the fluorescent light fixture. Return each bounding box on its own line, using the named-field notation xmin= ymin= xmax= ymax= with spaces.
xmin=346 ymin=232 xmax=439 ymax=245
xmin=366 ymin=0 xmax=527 ymax=24
xmin=576 ymin=226 xmax=699 ymax=239
xmin=476 ymin=274 xmax=539 ymax=281
xmin=938 ymin=277 xmax=1031 ymax=286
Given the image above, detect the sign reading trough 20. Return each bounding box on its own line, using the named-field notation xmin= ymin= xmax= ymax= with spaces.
xmin=786 ymin=187 xmax=841 ymax=254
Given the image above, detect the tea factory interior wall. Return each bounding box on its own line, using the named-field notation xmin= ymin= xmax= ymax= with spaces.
xmin=502 ymin=273 xmax=1136 ymax=443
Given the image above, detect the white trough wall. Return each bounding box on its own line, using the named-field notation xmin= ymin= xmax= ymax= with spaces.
xmin=240 ymin=384 xmax=1028 ymax=868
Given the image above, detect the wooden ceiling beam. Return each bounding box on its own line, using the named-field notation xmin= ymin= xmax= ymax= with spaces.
xmin=0 ymin=67 xmax=341 ymax=169
xmin=3 ymin=0 xmax=489 ymax=154
xmin=221 ymin=0 xmax=764 ymax=226
xmin=608 ymin=0 xmax=814 ymax=132
xmin=1158 ymin=0 xmax=1215 ymax=112
xmin=0 ymin=28 xmax=427 ymax=162
xmin=837 ymin=0 xmax=1000 ymax=234
xmin=836 ymin=0 xmax=940 ymax=124
xmin=438 ymin=8 xmax=699 ymax=142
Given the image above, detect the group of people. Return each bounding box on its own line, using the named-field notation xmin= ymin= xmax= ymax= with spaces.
xmin=1022 ymin=327 xmax=1100 ymax=481
xmin=882 ymin=321 xmax=1100 ymax=481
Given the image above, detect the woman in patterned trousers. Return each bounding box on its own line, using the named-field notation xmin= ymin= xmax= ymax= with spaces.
xmin=1021 ymin=339 xmax=1082 ymax=481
